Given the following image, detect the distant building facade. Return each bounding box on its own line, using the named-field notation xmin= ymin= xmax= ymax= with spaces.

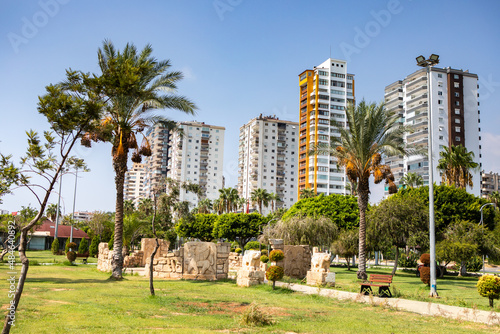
xmin=481 ymin=171 xmax=500 ymax=198
xmin=124 ymin=163 xmax=146 ymax=208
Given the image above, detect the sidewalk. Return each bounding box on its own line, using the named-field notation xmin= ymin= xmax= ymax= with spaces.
xmin=274 ymin=281 xmax=500 ymax=326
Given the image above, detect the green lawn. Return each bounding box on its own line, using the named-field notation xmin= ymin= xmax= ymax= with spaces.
xmin=23 ymin=250 xmax=97 ymax=264
xmin=0 ymin=263 xmax=498 ymax=333
xmin=323 ymin=266 xmax=500 ymax=312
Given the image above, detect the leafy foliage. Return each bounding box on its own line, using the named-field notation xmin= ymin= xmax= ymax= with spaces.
xmin=331 ymin=229 xmax=359 ymax=270
xmin=398 ymin=252 xmax=418 ymax=268
xmin=66 ymin=251 xmax=76 ymax=262
xmin=282 ymin=193 xmax=359 ymax=230
xmin=89 ymin=236 xmax=99 ymax=257
xmin=78 ymin=238 xmax=88 ymax=254
xmin=266 ymin=265 xmax=284 ymax=289
xmin=51 ymin=238 xmax=60 ymax=255
xmin=175 ymin=214 xmax=217 ymax=242
xmin=260 ymin=255 xmax=269 ymax=263
xmin=420 ymin=253 xmax=430 ymax=265
xmin=261 ymin=216 xmax=338 ymax=247
xmin=269 ymin=250 xmax=284 ymax=262
xmin=477 ymin=275 xmax=500 ymax=307
xmin=213 ymin=213 xmax=267 ymax=248
xmin=244 ymin=241 xmax=264 ymax=250
xmin=420 ymin=267 xmax=430 ymax=285
xmin=437 ymin=144 xmax=479 ymax=189
xmin=239 ymin=302 xmax=274 ymax=327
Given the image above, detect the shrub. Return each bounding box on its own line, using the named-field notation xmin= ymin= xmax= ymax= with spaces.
xmin=420 ymin=253 xmax=430 ymax=265
xmin=78 ymin=238 xmax=88 ymax=254
xmin=239 ymin=302 xmax=274 ymax=326
xmin=235 ymin=248 xmax=242 ymax=254
xmin=244 ymin=241 xmax=263 ymax=250
xmin=420 ymin=266 xmax=430 ymax=285
xmin=66 ymin=251 xmax=76 ymax=262
xmin=466 ymin=256 xmax=483 ymax=273
xmin=261 ymin=249 xmax=268 ymax=256
xmin=260 ymin=255 xmax=269 ymax=263
xmin=477 ymin=274 xmax=500 ymax=307
xmin=269 ymin=250 xmax=284 ymax=262
xmin=399 ymin=252 xmax=418 ymax=268
xmin=51 ymin=238 xmax=59 ymax=255
xmin=89 ymin=236 xmax=99 ymax=257
xmin=65 ymin=238 xmax=70 ymax=253
xmin=108 ymin=234 xmax=114 ymax=250
xmin=266 ymin=265 xmax=284 ymax=290
xmin=67 ymin=242 xmax=77 ymax=253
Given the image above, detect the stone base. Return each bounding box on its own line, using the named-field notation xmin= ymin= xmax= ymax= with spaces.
xmin=307 ymin=271 xmax=329 ymax=286
xmin=237 ymin=269 xmax=265 ymax=287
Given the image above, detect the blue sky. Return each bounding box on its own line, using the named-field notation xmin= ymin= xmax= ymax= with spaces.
xmin=1 ymin=0 xmax=499 ymax=214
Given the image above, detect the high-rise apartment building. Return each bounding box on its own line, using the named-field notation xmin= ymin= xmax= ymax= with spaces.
xmin=124 ymin=162 xmax=146 ymax=207
xmin=168 ymin=121 xmax=225 ymax=207
xmin=384 ymin=67 xmax=481 ymax=196
xmin=238 ymin=115 xmax=299 ymax=214
xmin=481 ymin=171 xmax=500 ymax=198
xmin=142 ymin=124 xmax=171 ymax=199
xmin=298 ymin=58 xmax=355 ymax=196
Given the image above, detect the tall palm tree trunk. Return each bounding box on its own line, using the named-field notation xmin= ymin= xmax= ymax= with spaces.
xmin=357 ymin=178 xmax=369 ymax=280
xmin=111 ymin=154 xmax=127 ymax=279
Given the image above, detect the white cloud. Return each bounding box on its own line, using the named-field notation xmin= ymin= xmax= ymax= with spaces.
xmin=180 ymin=66 xmax=196 ymax=81
xmin=481 ymin=132 xmax=500 ymax=173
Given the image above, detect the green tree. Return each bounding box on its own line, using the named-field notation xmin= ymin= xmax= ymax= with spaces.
xmin=89 ymin=236 xmax=99 ymax=257
xmin=124 ymin=200 xmax=135 ymax=215
xmin=251 ymin=188 xmax=271 ymax=214
xmin=268 ymin=193 xmax=281 ymax=213
xmin=0 ymin=154 xmax=22 ymax=204
xmin=487 ymin=191 xmax=500 ymax=208
xmin=78 ymin=237 xmax=88 ymax=254
xmin=51 ymin=238 xmax=60 ymax=255
xmin=88 ymin=211 xmax=113 ymax=240
xmin=213 ymin=213 xmax=267 ymax=249
xmin=45 ymin=203 xmax=61 ymax=222
xmin=477 ymin=275 xmax=500 ymax=307
xmin=311 ymin=101 xmax=409 ymax=279
xmin=260 ymin=216 xmax=338 ymax=247
xmin=138 ymin=198 xmax=153 ymax=217
xmin=175 ymin=214 xmax=217 ymax=242
xmin=282 ymin=193 xmax=359 ymax=230
xmin=196 ymin=198 xmax=213 ymax=214
xmin=82 ymin=41 xmax=196 ymax=279
xmin=437 ymin=145 xmax=479 ymax=190
xmin=331 ymin=229 xmax=359 ymax=271
xmin=299 ymin=188 xmax=316 ymax=199
xmin=367 ymin=193 xmax=428 ymax=275
xmin=218 ymin=187 xmax=239 ymax=213
xmin=400 ymin=172 xmax=424 ymax=189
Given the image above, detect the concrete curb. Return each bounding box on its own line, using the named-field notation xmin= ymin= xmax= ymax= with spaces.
xmin=275 ymin=281 xmax=500 ymax=326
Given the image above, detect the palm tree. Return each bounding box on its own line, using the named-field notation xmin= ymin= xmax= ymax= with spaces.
xmin=212 ymin=198 xmax=225 ymax=215
xmin=250 ymin=188 xmax=271 ymax=214
xmin=269 ymin=193 xmax=281 ymax=213
xmin=83 ymin=41 xmax=196 ymax=279
xmin=138 ymin=198 xmax=153 ymax=216
xmin=196 ymin=198 xmax=212 ymax=214
xmin=45 ymin=203 xmax=60 ymax=222
xmin=123 ymin=200 xmax=135 ymax=215
xmin=299 ymin=188 xmax=316 ymax=199
xmin=437 ymin=145 xmax=479 ymax=189
xmin=488 ymin=191 xmax=500 ymax=208
xmin=218 ymin=187 xmax=239 ymax=213
xmin=345 ymin=180 xmax=358 ymax=196
xmin=311 ymin=101 xmax=408 ymax=280
xmin=400 ymin=172 xmax=424 ymax=189
xmin=237 ymin=197 xmax=247 ymax=212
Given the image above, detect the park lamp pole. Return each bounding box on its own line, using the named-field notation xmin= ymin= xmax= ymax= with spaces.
xmin=479 ymin=202 xmax=496 ymax=273
xmin=70 ymin=166 xmax=78 ymax=243
xmin=416 ymin=53 xmax=440 ymax=297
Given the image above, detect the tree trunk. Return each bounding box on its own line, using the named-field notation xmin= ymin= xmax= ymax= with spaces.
xmin=356 ymin=178 xmax=369 ymax=280
xmin=459 ymin=261 xmax=467 ymax=277
xmin=346 ymin=256 xmax=351 ymax=271
xmin=490 ymin=297 xmax=494 ymax=308
xmin=149 ymin=199 xmax=159 ymax=296
xmin=391 ymin=247 xmax=399 ymax=275
xmin=272 ymin=280 xmax=276 ymax=290
xmin=111 ymin=153 xmax=127 ymax=280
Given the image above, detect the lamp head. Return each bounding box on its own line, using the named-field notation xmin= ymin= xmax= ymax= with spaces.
xmin=416 ymin=55 xmax=427 ymax=67
xmin=429 ymin=54 xmax=440 ymax=65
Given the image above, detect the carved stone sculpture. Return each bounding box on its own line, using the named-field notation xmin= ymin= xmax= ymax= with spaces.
xmin=242 ymin=250 xmax=261 ymax=270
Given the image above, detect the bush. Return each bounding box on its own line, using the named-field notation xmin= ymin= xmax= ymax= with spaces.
xmin=78 ymin=238 xmax=88 ymax=254
xmin=261 ymin=249 xmax=268 ymax=256
xmin=66 ymin=251 xmax=76 ymax=262
xmin=260 ymin=255 xmax=269 ymax=263
xmin=420 ymin=266 xmax=430 ymax=285
xmin=67 ymin=242 xmax=77 ymax=253
xmin=477 ymin=274 xmax=500 ymax=307
xmin=269 ymin=250 xmax=284 ymax=262
xmin=266 ymin=265 xmax=284 ymax=290
xmin=235 ymin=248 xmax=242 ymax=254
xmin=108 ymin=234 xmax=114 ymax=250
xmin=89 ymin=236 xmax=99 ymax=257
xmin=65 ymin=238 xmax=70 ymax=253
xmin=245 ymin=241 xmax=263 ymax=250
xmin=51 ymin=238 xmax=59 ymax=255
xmin=399 ymin=252 xmax=418 ymax=268
xmin=420 ymin=253 xmax=430 ymax=265
xmin=466 ymin=256 xmax=483 ymax=273
xmin=239 ymin=302 xmax=274 ymax=327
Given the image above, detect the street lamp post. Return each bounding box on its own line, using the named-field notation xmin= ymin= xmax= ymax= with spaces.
xmin=479 ymin=203 xmax=496 ymax=273
xmin=54 ymin=172 xmax=63 ymax=241
xmin=416 ymin=54 xmax=440 ymax=297
xmin=70 ymin=166 xmax=78 ymax=242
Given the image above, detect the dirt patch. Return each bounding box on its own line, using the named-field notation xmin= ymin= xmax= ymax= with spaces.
xmin=50 ymin=288 xmax=74 ymax=291
xmin=1 ymin=304 xmax=10 ymax=310
xmin=171 ymin=312 xmax=192 ymax=316
xmin=151 ymin=315 xmax=165 ymax=318
xmin=46 ymin=300 xmax=72 ymax=305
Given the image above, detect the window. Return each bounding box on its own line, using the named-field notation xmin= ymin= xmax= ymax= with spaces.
xmin=438 ymin=74 xmax=443 ymax=78
xmin=454 ymin=82 xmax=460 ymax=88
xmin=318 ymin=79 xmax=328 ymax=86
xmin=438 ymin=82 xmax=443 ymax=87
xmin=455 ymin=136 xmax=461 ymax=141
xmin=454 ymin=74 xmax=459 ymax=79
xmin=454 ymin=119 xmax=461 ymax=124
xmin=455 ymin=108 xmax=460 ymax=115
xmin=439 ymin=135 xmax=444 ymax=140
xmin=438 ymin=91 xmax=443 ymax=96
xmin=454 ymin=92 xmax=460 ymax=97
xmin=455 ymin=101 xmax=460 ymax=106
xmin=455 ymin=127 xmax=461 ymax=132
xmin=438 ymin=100 xmax=443 ymax=105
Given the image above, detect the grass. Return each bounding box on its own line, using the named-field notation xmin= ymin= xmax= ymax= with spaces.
xmin=0 ymin=263 xmax=499 ymax=333
xmin=323 ymin=266 xmax=500 ymax=312
xmin=21 ymin=250 xmax=98 ymax=265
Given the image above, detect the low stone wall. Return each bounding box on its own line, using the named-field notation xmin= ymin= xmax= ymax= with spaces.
xmin=270 ymin=239 xmax=311 ymax=279
xmin=97 ymin=243 xmax=113 ymax=272
xmin=146 ymin=242 xmax=231 ymax=281
xmin=228 ymin=252 xmax=242 ymax=271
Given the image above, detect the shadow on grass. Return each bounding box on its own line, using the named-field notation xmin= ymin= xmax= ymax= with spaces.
xmin=26 ymin=276 xmax=121 ymax=285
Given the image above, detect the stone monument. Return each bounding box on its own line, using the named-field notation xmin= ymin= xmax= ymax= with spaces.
xmin=237 ymin=250 xmax=265 ymax=287
xmin=306 ymin=247 xmax=333 ymax=286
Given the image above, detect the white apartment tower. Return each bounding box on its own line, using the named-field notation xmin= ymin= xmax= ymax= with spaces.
xmin=124 ymin=163 xmax=146 ymax=208
xmin=298 ymin=58 xmax=355 ymax=196
xmin=168 ymin=121 xmax=225 ymax=207
xmin=142 ymin=124 xmax=171 ymax=199
xmin=384 ymin=67 xmax=481 ymax=196
xmin=238 ymin=115 xmax=299 ymax=214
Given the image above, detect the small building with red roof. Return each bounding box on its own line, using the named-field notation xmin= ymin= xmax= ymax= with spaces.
xmin=28 ymin=220 xmax=90 ymax=251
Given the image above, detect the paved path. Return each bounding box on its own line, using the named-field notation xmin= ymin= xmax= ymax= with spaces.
xmin=275 ymin=281 xmax=500 ymax=326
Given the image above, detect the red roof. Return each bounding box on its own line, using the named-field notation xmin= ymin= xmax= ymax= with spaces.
xmin=32 ymin=220 xmax=90 ymax=239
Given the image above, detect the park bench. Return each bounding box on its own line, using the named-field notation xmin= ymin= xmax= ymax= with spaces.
xmin=359 ymin=274 xmax=393 ymax=298
xmin=76 ymin=252 xmax=89 ymax=264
